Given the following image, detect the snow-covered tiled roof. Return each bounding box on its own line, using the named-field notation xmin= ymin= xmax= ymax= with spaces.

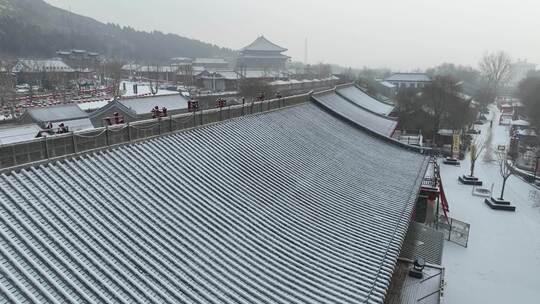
xmin=313 ymin=91 xmax=398 ymax=137
xmin=0 ymin=124 xmax=41 ymax=145
xmin=25 ymin=104 xmax=89 ymax=123
xmin=119 ymin=94 xmax=189 ymax=114
xmin=13 ymin=59 xmax=75 ymax=73
xmin=0 ymin=103 xmax=428 ymax=304
xmin=385 ymin=73 xmax=431 ymax=83
xmin=337 ymin=86 xmax=395 ymax=116
xmin=241 ymin=36 xmax=288 ymax=52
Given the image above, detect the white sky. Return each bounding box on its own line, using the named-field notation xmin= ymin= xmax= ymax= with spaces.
xmin=45 ymin=0 xmax=540 ymax=70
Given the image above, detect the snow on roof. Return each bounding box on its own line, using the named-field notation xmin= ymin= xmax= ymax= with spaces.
xmin=313 ymin=92 xmax=398 ymax=137
xmin=119 ymin=94 xmax=189 ymax=114
xmin=0 ymin=123 xmax=41 ymax=145
xmin=239 ymin=70 xmax=282 ymax=79
xmin=337 ymin=86 xmax=395 ymax=116
xmin=0 ymin=102 xmax=428 ymax=304
xmin=437 ymin=129 xmax=455 ymax=136
xmin=77 ymin=99 xmax=112 ymax=112
xmin=511 ymin=119 xmax=530 ymax=126
xmin=385 ymin=73 xmax=431 ymax=82
xmin=197 ymin=70 xmax=239 ymax=80
xmin=13 ymin=59 xmax=75 ymax=73
xmin=137 ymin=65 xmax=177 ymax=73
xmin=25 ymin=104 xmax=89 ymax=122
xmin=241 ymin=35 xmax=288 ymax=52
xmin=121 ymin=63 xmax=140 ymax=71
xmin=121 ymin=81 xmax=179 ymax=98
xmin=517 ymin=129 xmax=537 ymax=137
xmin=193 ymin=58 xmax=229 ymax=65
xmin=170 ymin=57 xmax=192 ymax=62
xmin=379 ymin=81 xmax=396 ymax=88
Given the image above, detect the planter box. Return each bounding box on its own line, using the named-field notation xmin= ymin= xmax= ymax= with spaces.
xmin=484 ymin=197 xmax=516 ymax=212
xmin=458 ymin=175 xmax=483 ymax=186
xmin=443 ymin=157 xmax=460 ymax=166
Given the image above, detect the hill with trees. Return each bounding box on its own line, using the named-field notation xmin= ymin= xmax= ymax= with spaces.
xmin=0 ymin=0 xmax=236 ymax=61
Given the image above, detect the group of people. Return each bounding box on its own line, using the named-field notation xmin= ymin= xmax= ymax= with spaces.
xmin=151 ymin=106 xmax=168 ymax=118
xmin=104 ymin=112 xmax=125 ymax=126
xmin=45 ymin=121 xmax=69 ymax=133
xmin=36 ymin=121 xmax=69 ymax=137
xmin=254 ymin=91 xmax=281 ymax=102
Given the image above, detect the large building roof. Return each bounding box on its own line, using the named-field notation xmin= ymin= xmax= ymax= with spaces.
xmin=0 ymin=103 xmax=428 ymax=304
xmin=337 ymin=86 xmax=395 ymax=116
xmin=241 ymin=36 xmax=288 ymax=52
xmin=12 ymin=59 xmax=75 ymax=73
xmin=385 ymin=73 xmax=431 ymax=83
xmin=313 ymin=92 xmax=398 ymax=137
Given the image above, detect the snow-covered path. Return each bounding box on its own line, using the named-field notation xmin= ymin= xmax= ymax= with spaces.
xmin=441 ymin=106 xmax=540 ymax=304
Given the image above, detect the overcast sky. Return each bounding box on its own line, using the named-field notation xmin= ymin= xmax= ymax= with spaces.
xmin=45 ymin=0 xmax=540 ymax=70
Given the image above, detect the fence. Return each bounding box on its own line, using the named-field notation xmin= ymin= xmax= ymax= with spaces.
xmin=0 ymin=93 xmax=310 ymax=171
xmin=436 ymin=214 xmax=470 ymax=248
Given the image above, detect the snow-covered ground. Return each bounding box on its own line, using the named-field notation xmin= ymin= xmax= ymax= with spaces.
xmin=120 ymin=80 xmax=178 ymax=97
xmin=441 ymin=105 xmax=540 ymax=303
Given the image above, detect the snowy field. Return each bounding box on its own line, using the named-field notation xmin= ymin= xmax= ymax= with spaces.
xmin=441 ymin=106 xmax=540 ymax=303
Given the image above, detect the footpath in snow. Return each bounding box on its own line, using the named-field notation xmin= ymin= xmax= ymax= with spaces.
xmin=440 ymin=105 xmax=540 ymax=304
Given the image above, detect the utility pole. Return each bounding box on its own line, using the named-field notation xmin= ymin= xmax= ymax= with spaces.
xmin=304 ymin=37 xmax=308 ymax=64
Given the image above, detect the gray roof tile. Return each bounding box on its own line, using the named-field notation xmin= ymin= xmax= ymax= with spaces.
xmin=337 ymin=86 xmax=395 ymax=116
xmin=241 ymin=36 xmax=287 ymax=52
xmin=313 ymin=92 xmax=398 ymax=137
xmin=0 ymin=103 xmax=428 ymax=304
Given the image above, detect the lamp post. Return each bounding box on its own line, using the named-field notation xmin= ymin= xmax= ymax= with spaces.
xmin=534 ymin=155 xmax=540 ymax=183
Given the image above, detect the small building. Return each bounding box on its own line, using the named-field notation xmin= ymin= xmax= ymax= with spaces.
xmin=18 ymin=104 xmax=94 ymax=131
xmin=56 ymin=49 xmax=100 ymax=72
xmin=121 ymin=63 xmax=141 ymax=79
xmin=236 ymin=36 xmax=290 ymax=73
xmin=385 ymin=73 xmax=432 ymax=90
xmin=195 ymin=70 xmax=239 ymax=92
xmin=137 ymin=65 xmax=179 ymax=82
xmin=89 ymin=94 xmax=189 ymax=127
xmin=510 ymin=60 xmax=536 ymax=86
xmin=171 ymin=58 xmax=194 ymax=85
xmin=192 ymin=58 xmax=229 ymax=71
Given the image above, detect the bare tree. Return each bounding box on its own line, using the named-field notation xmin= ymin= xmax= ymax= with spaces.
xmin=469 ymin=139 xmax=486 ymax=177
xmin=496 ymin=151 xmax=513 ymax=200
xmin=148 ymin=64 xmax=159 ymax=95
xmin=238 ymin=78 xmax=274 ymax=100
xmin=105 ymin=61 xmax=123 ymax=99
xmin=420 ymin=75 xmax=463 ymax=142
xmin=0 ymin=61 xmax=16 ymax=111
xmin=479 ymin=51 xmax=513 ymax=98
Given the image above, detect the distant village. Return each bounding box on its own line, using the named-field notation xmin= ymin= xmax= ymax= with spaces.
xmin=1 ymin=35 xmax=539 ymax=184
